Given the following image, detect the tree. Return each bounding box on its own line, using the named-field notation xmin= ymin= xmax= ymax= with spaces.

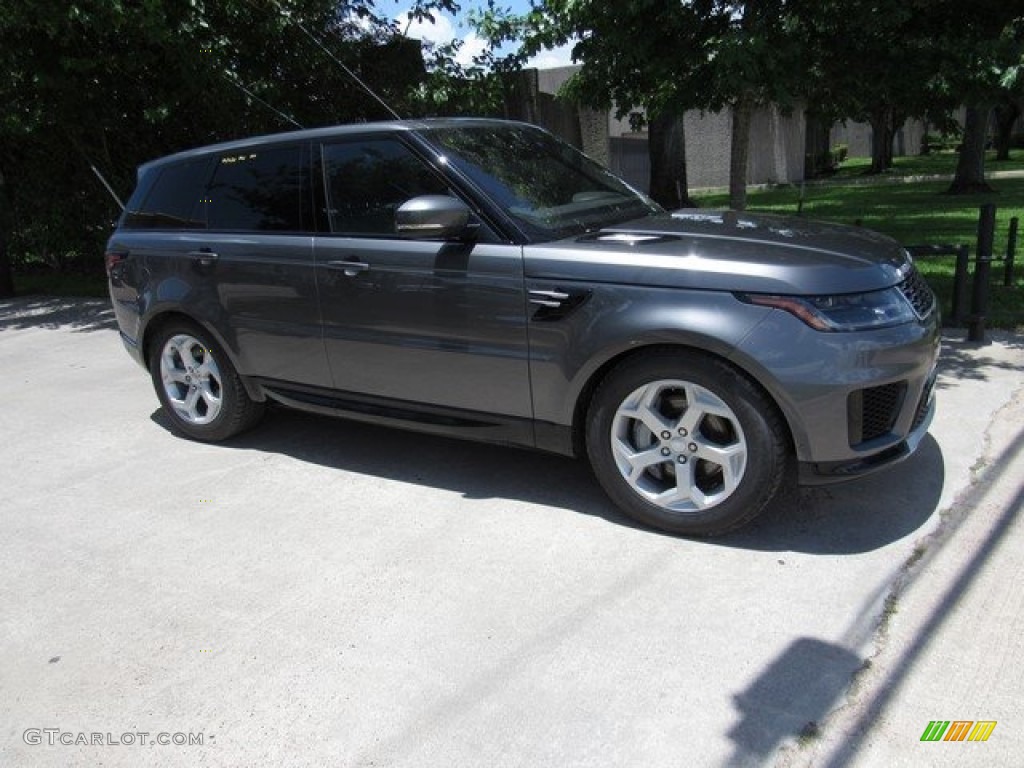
xmin=532 ymin=0 xmax=722 ymax=208
xmin=793 ymin=0 xmax=946 ymax=174
xmin=512 ymin=1 xmax=805 ymax=210
xmin=993 ymin=94 xmax=1022 ymax=161
xmin=0 ymin=168 xmax=13 ymax=298
xmin=936 ymin=6 xmax=1023 ymax=193
xmin=0 ymin=0 xmax=455 ymax=290
xmin=795 ymin=0 xmax=1023 ymax=186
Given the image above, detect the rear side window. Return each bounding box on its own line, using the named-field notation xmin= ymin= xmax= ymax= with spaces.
xmin=322 ymin=138 xmax=449 ymax=236
xmin=207 ymin=146 xmax=309 ymax=231
xmin=123 ymin=158 xmax=213 ymax=230
xmin=122 ymin=144 xmax=312 ymax=232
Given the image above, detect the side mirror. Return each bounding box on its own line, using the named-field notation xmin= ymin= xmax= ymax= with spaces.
xmin=395 ymin=195 xmax=476 ymax=241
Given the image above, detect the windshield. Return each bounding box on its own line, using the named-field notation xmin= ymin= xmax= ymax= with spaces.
xmin=420 ymin=123 xmax=662 ymax=242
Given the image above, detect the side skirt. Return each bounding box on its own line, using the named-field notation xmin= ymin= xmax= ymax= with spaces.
xmin=251 ymin=378 xmax=575 ymax=456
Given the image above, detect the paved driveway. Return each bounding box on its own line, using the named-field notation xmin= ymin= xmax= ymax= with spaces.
xmin=1 ymin=297 xmax=1021 ymax=767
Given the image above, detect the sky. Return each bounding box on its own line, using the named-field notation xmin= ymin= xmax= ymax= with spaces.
xmin=395 ymin=2 xmax=575 ymax=69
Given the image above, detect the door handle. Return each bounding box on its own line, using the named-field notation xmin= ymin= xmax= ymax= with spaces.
xmin=327 ymin=259 xmax=370 ymax=277
xmin=187 ymin=249 xmax=219 ymax=268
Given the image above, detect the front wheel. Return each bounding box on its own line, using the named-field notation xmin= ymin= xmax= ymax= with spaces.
xmin=586 ymin=351 xmax=789 ymax=536
xmin=148 ymin=321 xmax=264 ymax=441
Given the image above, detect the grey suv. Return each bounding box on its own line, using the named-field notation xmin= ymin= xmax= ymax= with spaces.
xmin=105 ymin=118 xmax=939 ymax=536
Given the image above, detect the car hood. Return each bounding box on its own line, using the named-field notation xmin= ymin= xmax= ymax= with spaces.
xmin=523 ymin=210 xmax=912 ymax=295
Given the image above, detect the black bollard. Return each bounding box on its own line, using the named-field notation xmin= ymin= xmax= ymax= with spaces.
xmin=1005 ymin=216 xmax=1018 ymax=288
xmin=968 ymin=204 xmax=995 ymax=342
xmin=952 ymin=244 xmax=970 ymax=324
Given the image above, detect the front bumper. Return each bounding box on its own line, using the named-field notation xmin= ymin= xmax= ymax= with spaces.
xmin=732 ymin=306 xmax=941 ymax=484
xmin=797 ymin=381 xmax=935 ymax=483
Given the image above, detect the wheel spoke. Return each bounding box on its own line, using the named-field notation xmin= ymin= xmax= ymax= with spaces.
xmin=620 ymin=383 xmax=675 ymax=436
xmin=198 ymin=380 xmax=221 ymax=414
xmin=163 ymin=368 xmax=188 ymax=387
xmin=613 ymin=439 xmax=668 ymax=482
xmin=695 ymin=441 xmax=746 ymax=492
xmin=182 ymin=386 xmax=202 ymax=419
xmin=655 ymin=464 xmax=700 ymax=508
xmin=690 ymin=384 xmax=734 ymax=418
xmin=677 ymin=401 xmax=703 ymax=435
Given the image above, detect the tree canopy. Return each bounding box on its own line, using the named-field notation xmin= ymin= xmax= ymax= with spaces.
xmin=509 ymin=0 xmax=1023 ymax=206
xmin=0 ymin=0 xmax=458 ymax=291
xmin=2 ymin=0 xmax=1024 ymax=295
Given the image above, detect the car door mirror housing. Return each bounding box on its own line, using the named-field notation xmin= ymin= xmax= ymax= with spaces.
xmin=396 ymin=195 xmax=476 ymax=241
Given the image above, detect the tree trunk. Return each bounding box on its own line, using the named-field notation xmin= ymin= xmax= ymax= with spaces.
xmin=993 ymin=99 xmax=1020 ymax=162
xmin=0 ymin=168 xmax=15 ymax=298
xmin=648 ymin=111 xmax=696 ymax=209
xmin=729 ymin=92 xmax=754 ymax=211
xmin=947 ymin=105 xmax=994 ymax=194
xmin=868 ymin=107 xmax=896 ymax=174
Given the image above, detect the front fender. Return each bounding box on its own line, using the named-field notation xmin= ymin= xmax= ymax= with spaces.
xmin=527 ymin=281 xmax=773 ymax=426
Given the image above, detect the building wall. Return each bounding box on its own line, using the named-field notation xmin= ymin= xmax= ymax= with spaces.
xmin=829 ymin=118 xmax=928 ymax=158
xmin=531 ymin=65 xmax=806 ymax=192
xmin=518 ymin=65 xmax=959 ymax=193
xmin=670 ymin=106 xmax=806 ymax=191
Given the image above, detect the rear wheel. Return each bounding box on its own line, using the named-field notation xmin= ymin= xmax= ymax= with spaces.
xmin=586 ymin=351 xmax=788 ymax=536
xmin=149 ymin=321 xmax=264 ymax=441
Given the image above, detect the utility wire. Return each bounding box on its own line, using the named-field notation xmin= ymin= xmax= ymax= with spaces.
xmin=221 ymin=71 xmax=304 ymax=129
xmin=265 ymin=0 xmax=403 ymax=120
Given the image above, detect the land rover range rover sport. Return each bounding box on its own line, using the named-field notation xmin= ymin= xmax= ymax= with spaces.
xmin=105 ymin=119 xmax=939 ymax=536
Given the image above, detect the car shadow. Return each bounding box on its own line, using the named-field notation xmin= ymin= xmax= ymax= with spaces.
xmin=725 ymin=434 xmax=944 ymax=554
xmin=150 ymin=405 xmax=943 ymax=556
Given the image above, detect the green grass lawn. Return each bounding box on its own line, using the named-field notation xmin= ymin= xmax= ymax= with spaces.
xmin=830 ymin=150 xmax=1024 ymax=179
xmin=695 ymin=157 xmax=1024 ymax=329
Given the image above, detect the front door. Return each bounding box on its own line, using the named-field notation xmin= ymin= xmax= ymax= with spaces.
xmin=314 ymin=136 xmax=532 ymax=421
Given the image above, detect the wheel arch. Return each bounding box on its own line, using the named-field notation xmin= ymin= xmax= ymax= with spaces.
xmin=141 ymin=310 xmax=265 ymax=402
xmin=570 ymin=342 xmax=796 ymax=460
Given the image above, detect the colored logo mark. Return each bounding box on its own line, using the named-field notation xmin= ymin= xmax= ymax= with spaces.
xmin=920 ymin=720 xmax=997 ymax=742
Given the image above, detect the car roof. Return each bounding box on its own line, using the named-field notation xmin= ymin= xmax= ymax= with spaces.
xmin=137 ymin=117 xmax=535 ymax=175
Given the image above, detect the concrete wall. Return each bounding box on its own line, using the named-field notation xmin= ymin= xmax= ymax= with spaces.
xmin=515 ymin=65 xmax=967 ymax=193
xmin=830 ymin=118 xmax=928 ymax=158
xmin=530 ymin=65 xmax=806 ymax=192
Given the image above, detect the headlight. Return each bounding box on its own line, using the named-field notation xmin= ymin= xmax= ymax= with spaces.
xmin=741 ymin=287 xmax=917 ymax=331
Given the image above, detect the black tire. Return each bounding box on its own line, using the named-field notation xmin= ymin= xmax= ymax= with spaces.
xmin=148 ymin=321 xmax=264 ymax=441
xmin=586 ymin=350 xmax=789 ymax=536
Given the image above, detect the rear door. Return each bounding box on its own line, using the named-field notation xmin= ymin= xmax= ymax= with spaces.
xmin=313 ymin=135 xmax=532 ymax=420
xmin=121 ymin=142 xmax=331 ymax=388
xmin=196 ymin=143 xmax=328 ymax=386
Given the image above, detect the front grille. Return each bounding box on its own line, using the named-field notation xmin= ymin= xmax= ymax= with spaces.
xmin=848 ymin=382 xmax=907 ymax=446
xmin=899 ymin=266 xmax=936 ymax=319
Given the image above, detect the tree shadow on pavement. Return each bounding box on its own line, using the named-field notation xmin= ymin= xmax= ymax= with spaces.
xmin=0 ymin=297 xmax=116 ymax=332
xmin=935 ymin=331 xmax=1024 ymax=388
xmin=151 ymin=405 xmax=944 ymax=557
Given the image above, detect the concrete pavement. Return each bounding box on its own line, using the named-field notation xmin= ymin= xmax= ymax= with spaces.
xmin=781 ymin=337 xmax=1024 ymax=767
xmin=1 ymin=297 xmax=1021 ymax=767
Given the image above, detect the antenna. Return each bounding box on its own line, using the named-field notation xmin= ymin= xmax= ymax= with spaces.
xmin=265 ymin=0 xmax=403 ymax=120
xmin=90 ymin=163 xmax=125 ymax=212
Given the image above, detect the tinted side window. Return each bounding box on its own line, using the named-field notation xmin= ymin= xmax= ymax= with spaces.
xmin=123 ymin=158 xmax=213 ymax=230
xmin=207 ymin=145 xmax=309 ymax=231
xmin=322 ymin=138 xmax=449 ymax=236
